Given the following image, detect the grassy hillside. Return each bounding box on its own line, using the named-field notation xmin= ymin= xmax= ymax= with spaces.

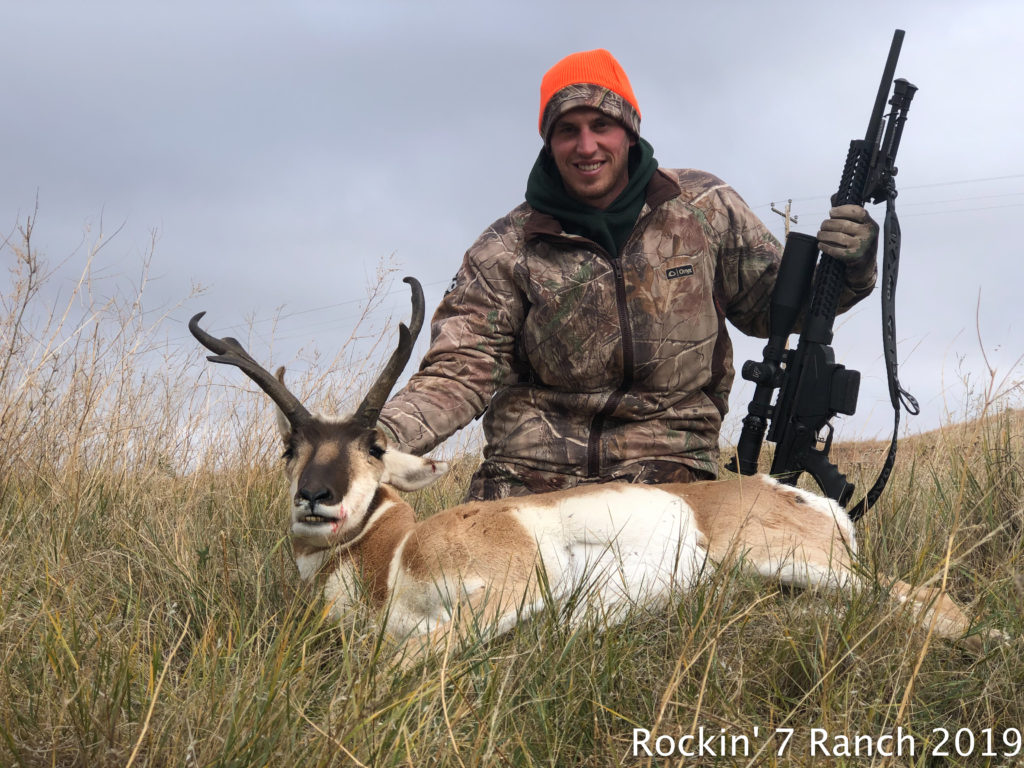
xmin=2 ymin=229 xmax=1022 ymax=766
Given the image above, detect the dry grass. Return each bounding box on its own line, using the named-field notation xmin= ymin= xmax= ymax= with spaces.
xmin=1 ymin=221 xmax=1022 ymax=766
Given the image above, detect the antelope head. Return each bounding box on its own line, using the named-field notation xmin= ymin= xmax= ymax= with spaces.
xmin=189 ymin=277 xmax=448 ymax=550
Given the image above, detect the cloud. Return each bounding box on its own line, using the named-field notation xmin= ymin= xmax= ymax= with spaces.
xmin=3 ymin=0 xmax=1021 ymax=447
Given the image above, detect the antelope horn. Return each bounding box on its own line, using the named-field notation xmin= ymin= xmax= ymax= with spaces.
xmin=188 ymin=312 xmax=312 ymax=429
xmin=353 ymin=276 xmax=425 ymax=427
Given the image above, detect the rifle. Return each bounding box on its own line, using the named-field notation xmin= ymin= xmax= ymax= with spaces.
xmin=726 ymin=29 xmax=919 ymax=521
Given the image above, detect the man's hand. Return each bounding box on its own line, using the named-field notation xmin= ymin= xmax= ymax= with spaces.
xmin=817 ymin=204 xmax=878 ymax=265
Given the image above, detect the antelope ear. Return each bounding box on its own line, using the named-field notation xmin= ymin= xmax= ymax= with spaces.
xmin=274 ymin=366 xmax=292 ymax=442
xmin=381 ymin=450 xmax=449 ymax=491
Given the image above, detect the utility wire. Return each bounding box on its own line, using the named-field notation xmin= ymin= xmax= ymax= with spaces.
xmin=180 ymin=172 xmax=1024 ymax=349
xmin=171 ymin=277 xmax=452 ymax=349
xmin=753 ymin=173 xmax=1024 ymax=210
xmin=897 ymin=190 xmax=1024 ymax=207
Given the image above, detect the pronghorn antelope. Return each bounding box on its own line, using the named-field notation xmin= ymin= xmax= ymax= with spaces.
xmin=189 ymin=277 xmax=997 ymax=663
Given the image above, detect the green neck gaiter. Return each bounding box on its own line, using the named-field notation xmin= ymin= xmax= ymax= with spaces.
xmin=525 ymin=136 xmax=658 ymax=258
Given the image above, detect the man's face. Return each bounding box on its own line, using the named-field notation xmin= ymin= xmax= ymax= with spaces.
xmin=548 ymin=107 xmax=635 ymax=210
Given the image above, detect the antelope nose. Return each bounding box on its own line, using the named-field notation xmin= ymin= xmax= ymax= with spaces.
xmin=298 ymin=487 xmax=332 ymax=509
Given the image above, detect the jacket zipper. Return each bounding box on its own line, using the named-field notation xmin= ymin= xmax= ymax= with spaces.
xmin=586 ymin=255 xmax=635 ymax=477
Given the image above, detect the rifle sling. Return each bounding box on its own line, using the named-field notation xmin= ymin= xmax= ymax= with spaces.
xmin=847 ymin=193 xmax=920 ymax=522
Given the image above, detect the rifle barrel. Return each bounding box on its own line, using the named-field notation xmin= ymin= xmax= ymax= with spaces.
xmin=864 ymin=29 xmax=905 ymax=145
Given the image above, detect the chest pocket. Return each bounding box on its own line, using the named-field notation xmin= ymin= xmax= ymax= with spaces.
xmin=621 ymin=215 xmax=717 ymax=393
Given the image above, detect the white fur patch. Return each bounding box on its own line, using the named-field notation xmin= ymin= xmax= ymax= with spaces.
xmin=322 ymin=559 xmax=362 ymax=623
xmin=385 ymin=530 xmax=457 ymax=637
xmin=513 ymin=485 xmax=702 ymax=625
xmin=339 ymin=471 xmax=381 ymax=533
xmin=294 ymin=550 xmax=329 ymax=582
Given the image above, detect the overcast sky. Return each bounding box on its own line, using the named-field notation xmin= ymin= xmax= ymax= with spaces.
xmin=3 ymin=0 xmax=1022 ymax=449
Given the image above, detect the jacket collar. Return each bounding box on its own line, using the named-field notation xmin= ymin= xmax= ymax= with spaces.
xmin=523 ymin=168 xmax=682 ymax=243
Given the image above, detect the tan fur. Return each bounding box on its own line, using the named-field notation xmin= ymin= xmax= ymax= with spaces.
xmin=311 ymin=440 xmax=341 ymax=465
xmin=356 ymin=494 xmax=418 ymax=605
xmin=668 ymin=475 xmax=854 ymax=572
xmin=401 ymin=501 xmax=537 ymax=585
xmin=392 ymin=498 xmax=546 ymax=646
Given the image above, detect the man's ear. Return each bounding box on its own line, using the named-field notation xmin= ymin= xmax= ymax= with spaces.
xmin=380 ymin=450 xmax=449 ymax=491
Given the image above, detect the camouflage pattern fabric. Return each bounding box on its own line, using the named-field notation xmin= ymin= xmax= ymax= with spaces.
xmin=378 ymin=169 xmax=876 ymax=499
xmin=540 ymin=83 xmax=641 ymax=142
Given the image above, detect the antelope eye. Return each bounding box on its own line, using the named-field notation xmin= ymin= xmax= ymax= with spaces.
xmin=282 ymin=444 xmax=296 ymax=461
xmin=368 ymin=444 xmax=385 ymax=460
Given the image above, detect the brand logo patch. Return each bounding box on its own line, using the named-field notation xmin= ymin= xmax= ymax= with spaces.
xmin=665 ymin=265 xmax=694 ymax=280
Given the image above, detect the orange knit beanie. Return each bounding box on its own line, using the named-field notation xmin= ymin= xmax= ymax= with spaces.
xmin=538 ymin=49 xmax=641 ymax=140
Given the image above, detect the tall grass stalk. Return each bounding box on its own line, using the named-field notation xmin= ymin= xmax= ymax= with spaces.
xmin=1 ymin=221 xmax=1021 ymax=766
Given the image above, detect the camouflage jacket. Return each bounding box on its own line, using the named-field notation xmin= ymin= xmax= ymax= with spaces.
xmin=378 ymin=169 xmax=876 ymax=499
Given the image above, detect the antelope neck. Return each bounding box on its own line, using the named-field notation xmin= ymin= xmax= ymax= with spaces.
xmin=301 ymin=486 xmax=417 ymax=604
